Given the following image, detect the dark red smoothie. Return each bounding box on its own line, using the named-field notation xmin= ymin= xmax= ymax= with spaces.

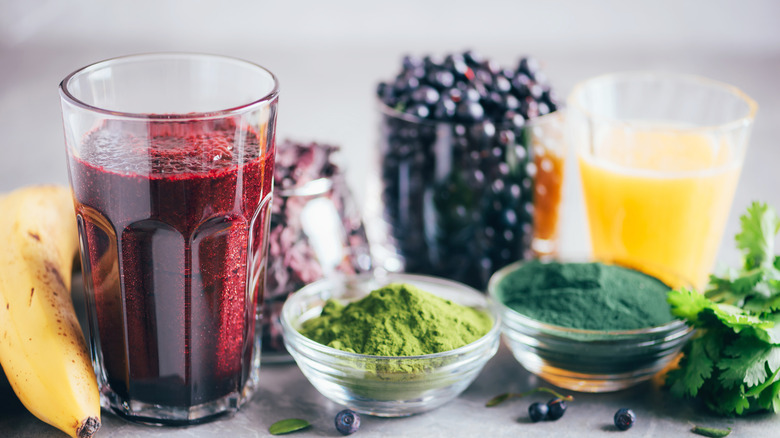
xmin=70 ymin=118 xmax=273 ymax=409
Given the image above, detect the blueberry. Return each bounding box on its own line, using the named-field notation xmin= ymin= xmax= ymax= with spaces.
xmin=480 ymin=59 xmax=502 ymax=75
xmin=483 ymin=91 xmax=504 ymax=112
xmin=447 ymin=88 xmax=464 ymax=103
xmin=463 ymin=87 xmax=482 ymax=102
xmin=494 ymin=75 xmax=512 ymax=93
xmin=614 ymin=408 xmax=636 ymax=431
xmin=546 ymin=398 xmax=567 ymax=421
xmin=334 ymin=409 xmax=360 ymax=435
xmin=393 ymin=75 xmax=419 ymax=93
xmin=429 ymin=70 xmax=455 ymax=89
xmin=518 ymin=57 xmax=540 ymax=79
xmin=521 ymin=97 xmax=539 ymax=119
xmin=530 ymin=83 xmax=544 ymax=99
xmin=411 ymin=85 xmax=440 ymax=106
xmin=433 ymin=99 xmax=457 ymax=120
xmin=463 ymin=50 xmax=483 ymax=66
xmin=475 ymin=68 xmax=493 ymax=85
xmin=450 ymin=61 xmax=470 ymax=80
xmin=505 ymin=110 xmax=525 ymax=129
xmin=538 ymin=102 xmax=551 ymax=116
xmin=503 ymin=94 xmax=520 ymax=111
xmin=528 ymin=402 xmax=548 ymax=422
xmin=402 ymin=55 xmax=423 ymax=71
xmin=456 ymin=101 xmax=484 ymax=122
xmin=407 ymin=103 xmax=430 ymax=119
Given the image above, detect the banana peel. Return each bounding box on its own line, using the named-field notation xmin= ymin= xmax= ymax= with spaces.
xmin=0 ymin=185 xmax=100 ymax=437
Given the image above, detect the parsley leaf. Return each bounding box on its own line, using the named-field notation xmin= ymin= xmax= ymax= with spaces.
xmin=717 ymin=337 xmax=780 ymax=388
xmin=668 ymin=336 xmax=714 ymax=398
xmin=736 ymin=202 xmax=780 ymax=270
xmin=667 ymin=202 xmax=780 ymax=416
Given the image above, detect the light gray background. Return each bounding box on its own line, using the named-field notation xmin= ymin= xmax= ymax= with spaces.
xmin=1 ymin=0 xmax=779 ymax=436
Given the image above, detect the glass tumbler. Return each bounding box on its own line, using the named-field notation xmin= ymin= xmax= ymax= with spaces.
xmin=568 ymin=72 xmax=756 ymax=288
xmin=59 ymin=53 xmax=279 ymax=425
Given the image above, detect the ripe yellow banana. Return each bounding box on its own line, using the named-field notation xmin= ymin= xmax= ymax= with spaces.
xmin=0 ymin=185 xmax=100 ymax=438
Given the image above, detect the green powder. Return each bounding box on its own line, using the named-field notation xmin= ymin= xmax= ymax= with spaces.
xmin=299 ymin=283 xmax=493 ymax=356
xmin=496 ymin=261 xmax=674 ymax=331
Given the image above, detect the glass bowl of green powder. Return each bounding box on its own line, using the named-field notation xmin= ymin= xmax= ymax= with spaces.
xmin=487 ymin=259 xmax=694 ymax=393
xmin=280 ymin=273 xmax=501 ymax=417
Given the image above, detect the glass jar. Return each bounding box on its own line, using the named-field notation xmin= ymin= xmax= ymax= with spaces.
xmin=262 ymin=163 xmax=372 ymax=361
xmin=375 ymin=106 xmax=565 ymax=290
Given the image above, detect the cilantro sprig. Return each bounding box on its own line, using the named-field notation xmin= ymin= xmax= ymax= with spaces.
xmin=667 ymin=202 xmax=780 ymax=416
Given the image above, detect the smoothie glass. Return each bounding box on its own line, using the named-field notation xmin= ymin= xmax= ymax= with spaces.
xmin=59 ymin=53 xmax=279 ymax=425
xmin=568 ymin=72 xmax=756 ymax=288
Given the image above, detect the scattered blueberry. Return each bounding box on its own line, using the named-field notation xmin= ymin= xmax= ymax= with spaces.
xmin=528 ymin=402 xmax=549 ymax=422
xmin=334 ymin=409 xmax=361 ymax=435
xmin=546 ymin=398 xmax=567 ymax=421
xmin=614 ymin=408 xmax=636 ymax=431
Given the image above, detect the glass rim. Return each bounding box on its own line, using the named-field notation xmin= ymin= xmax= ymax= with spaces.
xmin=376 ymin=94 xmax=562 ymax=128
xmin=486 ymin=258 xmax=694 ymax=337
xmin=58 ymin=52 xmax=280 ymax=121
xmin=567 ymin=71 xmax=758 ymax=132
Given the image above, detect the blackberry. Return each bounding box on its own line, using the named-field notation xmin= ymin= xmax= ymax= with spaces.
xmin=376 ymin=51 xmax=558 ymax=288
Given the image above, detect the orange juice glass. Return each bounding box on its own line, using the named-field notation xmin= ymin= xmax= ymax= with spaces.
xmin=568 ymin=72 xmax=757 ymax=288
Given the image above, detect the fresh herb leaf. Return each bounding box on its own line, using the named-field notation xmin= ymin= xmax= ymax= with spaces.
xmin=717 ymin=337 xmax=780 ymax=388
xmin=705 ymin=202 xmax=780 ymax=313
xmin=736 ymin=202 xmax=780 ymax=270
xmin=668 ymin=337 xmax=715 ymax=398
xmin=755 ymin=379 xmax=780 ymax=412
xmin=667 ymin=202 xmax=780 ymax=416
xmin=691 ymin=425 xmax=731 ymax=437
xmin=668 ymin=287 xmax=712 ymax=325
xmin=486 ymin=387 xmax=573 ymax=407
xmin=269 ymin=418 xmax=311 ymax=435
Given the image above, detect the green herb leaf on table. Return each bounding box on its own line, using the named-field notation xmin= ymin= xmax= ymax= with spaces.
xmin=666 ymin=201 xmax=780 ymax=416
xmin=269 ymin=418 xmax=311 ymax=435
xmin=691 ymin=425 xmax=731 ymax=437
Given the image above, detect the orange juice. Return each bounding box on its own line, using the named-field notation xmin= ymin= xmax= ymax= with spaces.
xmin=579 ymin=128 xmax=742 ymax=288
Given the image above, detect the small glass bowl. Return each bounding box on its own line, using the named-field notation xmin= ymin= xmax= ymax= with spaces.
xmin=281 ymin=273 xmax=501 ymax=417
xmin=487 ymin=260 xmax=694 ymax=392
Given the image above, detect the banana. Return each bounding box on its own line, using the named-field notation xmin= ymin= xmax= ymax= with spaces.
xmin=0 ymin=185 xmax=100 ymax=438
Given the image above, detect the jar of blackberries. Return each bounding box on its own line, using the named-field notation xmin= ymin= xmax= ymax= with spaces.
xmin=375 ymin=51 xmax=565 ymax=289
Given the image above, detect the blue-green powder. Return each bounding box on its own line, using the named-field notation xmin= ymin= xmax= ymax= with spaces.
xmin=496 ymin=261 xmax=674 ymax=330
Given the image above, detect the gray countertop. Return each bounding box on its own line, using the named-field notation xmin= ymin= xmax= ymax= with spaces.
xmin=2 ymin=333 xmax=779 ymax=437
xmin=2 ymin=3 xmax=780 ymax=435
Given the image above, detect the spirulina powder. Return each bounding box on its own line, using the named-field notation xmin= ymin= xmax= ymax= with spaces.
xmin=495 ymin=261 xmax=674 ymax=330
